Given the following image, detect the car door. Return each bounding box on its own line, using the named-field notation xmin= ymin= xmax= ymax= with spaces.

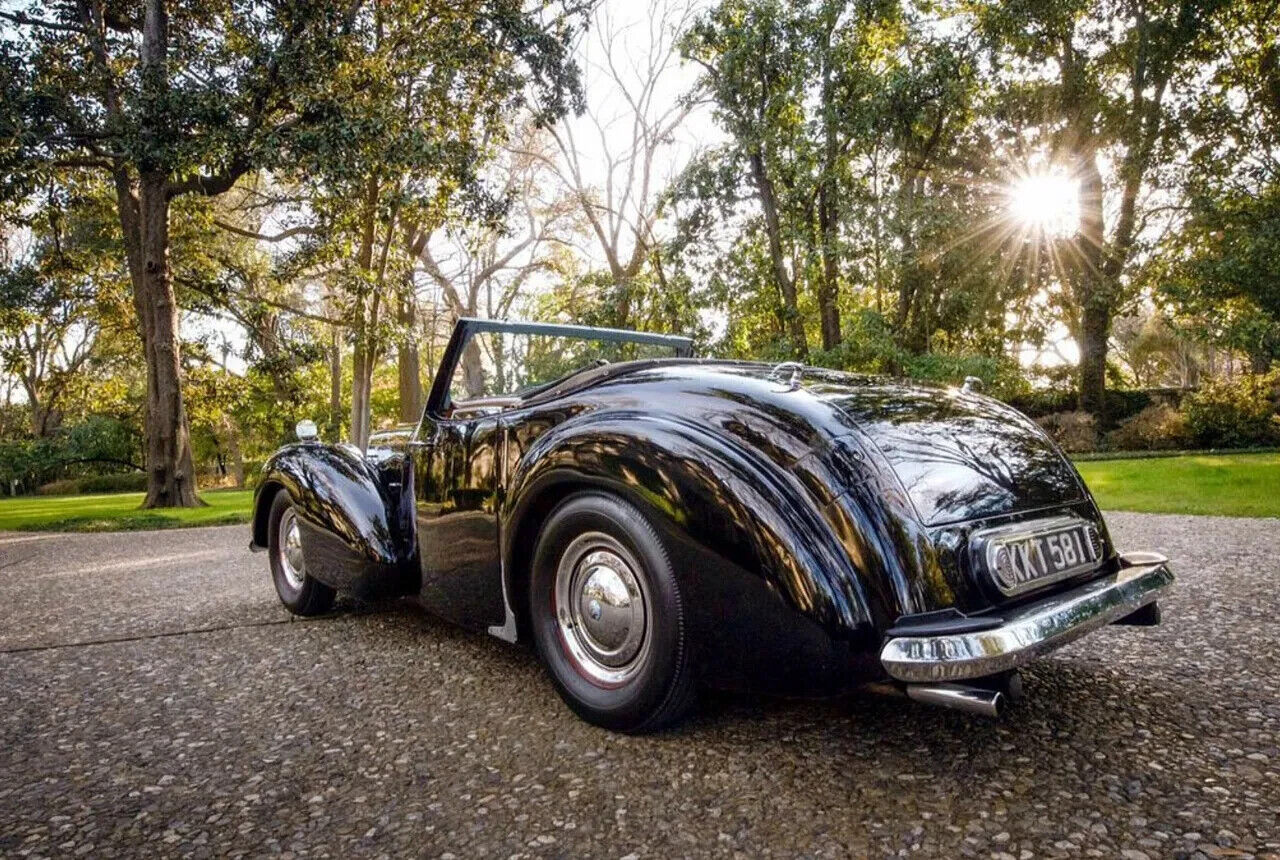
xmin=413 ymin=409 xmax=506 ymax=632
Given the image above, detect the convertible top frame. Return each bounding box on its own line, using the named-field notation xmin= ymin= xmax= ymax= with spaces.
xmin=424 ymin=317 xmax=696 ymax=416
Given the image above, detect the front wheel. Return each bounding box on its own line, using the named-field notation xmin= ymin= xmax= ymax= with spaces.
xmin=529 ymin=492 xmax=696 ymax=733
xmin=267 ymin=491 xmax=335 ymax=616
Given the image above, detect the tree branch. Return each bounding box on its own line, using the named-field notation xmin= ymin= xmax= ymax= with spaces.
xmin=212 ymin=218 xmax=315 ymax=243
xmin=51 ymin=156 xmax=114 ymax=171
xmin=0 ymin=10 xmax=89 ymax=34
xmin=166 ymin=155 xmax=252 ymax=199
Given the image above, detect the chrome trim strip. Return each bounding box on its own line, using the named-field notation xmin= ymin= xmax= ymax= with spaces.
xmin=880 ymin=555 xmax=1173 ymax=683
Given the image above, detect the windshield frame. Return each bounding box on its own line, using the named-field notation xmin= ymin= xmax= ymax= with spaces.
xmin=425 ymin=318 xmax=695 ymax=419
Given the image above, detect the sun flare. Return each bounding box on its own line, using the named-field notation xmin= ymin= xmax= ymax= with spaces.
xmin=1007 ymin=169 xmax=1080 ymax=239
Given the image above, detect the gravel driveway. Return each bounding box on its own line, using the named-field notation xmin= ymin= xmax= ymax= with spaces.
xmin=1 ymin=512 xmax=1277 ymax=858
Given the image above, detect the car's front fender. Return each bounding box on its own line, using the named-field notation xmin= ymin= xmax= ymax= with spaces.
xmin=252 ymin=442 xmax=417 ymax=599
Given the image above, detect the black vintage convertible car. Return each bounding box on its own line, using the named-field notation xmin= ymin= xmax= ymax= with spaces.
xmin=250 ymin=318 xmax=1173 ymax=732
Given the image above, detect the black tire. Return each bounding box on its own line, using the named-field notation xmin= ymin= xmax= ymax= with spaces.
xmin=529 ymin=491 xmax=696 ymax=733
xmin=267 ymin=491 xmax=335 ymax=617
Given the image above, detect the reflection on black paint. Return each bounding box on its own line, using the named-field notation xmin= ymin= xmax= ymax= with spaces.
xmin=256 ymin=441 xmax=415 ymax=599
xmin=414 ymin=414 xmax=504 ymax=631
xmin=814 ymin=381 xmax=1082 ymax=526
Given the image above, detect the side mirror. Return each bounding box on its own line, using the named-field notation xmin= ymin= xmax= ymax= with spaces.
xmin=295 ymin=419 xmax=319 ymax=441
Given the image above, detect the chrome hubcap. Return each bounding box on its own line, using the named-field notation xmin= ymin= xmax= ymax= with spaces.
xmin=279 ymin=509 xmax=305 ymax=590
xmin=554 ymin=532 xmax=650 ymax=686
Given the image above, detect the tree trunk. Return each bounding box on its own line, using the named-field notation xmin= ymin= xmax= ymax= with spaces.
xmin=111 ymin=0 xmax=198 ymax=508
xmin=397 ymin=294 xmax=423 ymax=423
xmin=1074 ymin=153 xmax=1110 ymax=419
xmin=348 ymin=179 xmax=381 ymax=449
xmin=816 ymin=24 xmax=841 ymax=353
xmin=350 ymin=336 xmax=372 ymax=448
xmin=28 ymin=397 xmax=58 ymax=437
xmin=135 ymin=170 xmax=200 ymax=507
xmin=892 ymin=177 xmax=927 ymax=353
xmin=329 ymin=324 xmax=342 ymax=440
xmin=460 ymin=336 xmax=486 ymax=399
xmin=817 ymin=180 xmax=840 ymax=352
xmin=748 ymin=151 xmax=808 ymax=359
xmin=217 ymin=413 xmax=246 ymax=488
xmin=612 ymin=276 xmax=634 ymax=331
xmin=1078 ymin=300 xmax=1110 ymax=416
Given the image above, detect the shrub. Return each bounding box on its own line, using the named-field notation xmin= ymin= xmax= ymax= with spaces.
xmin=901 ymin=352 xmax=1031 ymax=400
xmin=1036 ymin=410 xmax=1099 ymax=453
xmin=1181 ymin=370 xmax=1280 ymax=449
xmin=812 ymin=311 xmax=1032 ymax=400
xmin=1104 ymin=403 xmax=1191 ymax=451
xmin=36 ymin=472 xmax=148 ymax=495
xmin=1007 ymin=386 xmax=1187 ymax=427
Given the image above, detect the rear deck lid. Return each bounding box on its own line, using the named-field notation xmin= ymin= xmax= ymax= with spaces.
xmin=809 ymin=376 xmax=1085 ymax=526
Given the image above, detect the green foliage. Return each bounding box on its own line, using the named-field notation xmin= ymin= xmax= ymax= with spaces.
xmin=58 ymin=415 xmax=140 ymax=467
xmin=1 ymin=0 xmax=1277 ymax=486
xmin=808 ymin=310 xmax=1029 ymax=397
xmin=899 ymin=354 xmax=1029 ymax=400
xmin=675 ymin=0 xmax=1019 ymax=358
xmin=1152 ymin=1 xmax=1280 ymax=369
xmin=1182 ymin=370 xmax=1280 ymax=449
xmin=1007 ymin=386 xmax=1187 ymax=429
xmin=0 ymin=181 xmax=136 ymax=436
xmin=0 ymin=415 xmax=141 ymax=494
xmin=1 ymin=0 xmax=584 ymax=203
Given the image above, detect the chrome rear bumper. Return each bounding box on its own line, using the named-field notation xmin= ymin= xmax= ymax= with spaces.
xmin=879 ymin=553 xmax=1173 ymax=683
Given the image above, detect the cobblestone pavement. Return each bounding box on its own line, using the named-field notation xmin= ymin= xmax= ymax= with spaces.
xmin=1 ymin=513 xmax=1277 ymax=858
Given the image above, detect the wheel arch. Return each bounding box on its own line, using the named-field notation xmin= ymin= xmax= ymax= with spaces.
xmin=503 ymin=476 xmax=603 ymax=644
xmin=251 ymin=479 xmax=285 ymax=550
xmin=498 ymin=414 xmax=882 ymax=692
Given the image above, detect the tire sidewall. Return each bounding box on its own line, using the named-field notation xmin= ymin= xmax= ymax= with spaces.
xmin=530 ymin=493 xmax=688 ymax=731
xmin=267 ymin=491 xmax=307 ymax=610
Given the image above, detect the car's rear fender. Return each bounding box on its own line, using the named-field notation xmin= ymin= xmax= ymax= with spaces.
xmin=501 ymin=412 xmax=886 ymax=693
xmin=252 ymin=443 xmax=417 ymax=600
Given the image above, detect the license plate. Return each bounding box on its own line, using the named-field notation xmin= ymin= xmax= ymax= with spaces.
xmin=975 ymin=517 xmax=1103 ymax=597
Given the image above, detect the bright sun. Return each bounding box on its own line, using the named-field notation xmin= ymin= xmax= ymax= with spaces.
xmin=1007 ymin=169 xmax=1080 ymax=239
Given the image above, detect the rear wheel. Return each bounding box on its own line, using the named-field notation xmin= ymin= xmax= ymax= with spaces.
xmin=267 ymin=491 xmax=335 ymax=616
xmin=529 ymin=492 xmax=696 ymax=733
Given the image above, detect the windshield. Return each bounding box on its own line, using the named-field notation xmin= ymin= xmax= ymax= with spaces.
xmin=447 ymin=327 xmax=686 ymax=405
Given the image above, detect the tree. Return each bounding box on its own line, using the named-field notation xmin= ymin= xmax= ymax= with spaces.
xmin=1 ymin=0 xmax=586 ymax=467
xmin=537 ymin=0 xmax=698 ymax=330
xmin=274 ymin=2 xmax=584 ymax=448
xmin=0 ymin=181 xmax=133 ymax=437
xmin=179 ymin=183 xmax=334 ymax=444
xmin=681 ymin=0 xmax=813 ymax=356
xmin=678 ymin=0 xmax=1000 ymax=361
xmin=409 ymin=124 xmax=579 ymax=398
xmin=1156 ymin=0 xmax=1280 ymax=371
xmin=974 ymin=0 xmax=1231 ymax=417
xmin=0 ymin=1 xmax=376 ymax=504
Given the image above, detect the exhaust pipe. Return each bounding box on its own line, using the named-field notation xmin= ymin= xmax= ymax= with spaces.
xmin=905 ymin=683 xmax=1005 ymax=717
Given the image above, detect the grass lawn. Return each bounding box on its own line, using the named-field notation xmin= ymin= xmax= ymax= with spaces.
xmin=1075 ymin=452 xmax=1280 ymax=518
xmin=0 ymin=451 xmax=1275 ymax=531
xmin=0 ymin=489 xmax=254 ymax=532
